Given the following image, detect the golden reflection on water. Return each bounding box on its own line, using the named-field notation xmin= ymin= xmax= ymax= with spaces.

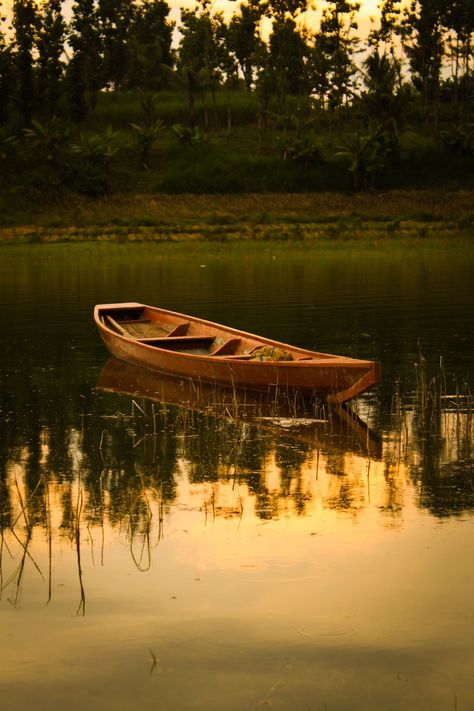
xmin=1 ymin=369 xmax=473 ymax=710
xmin=2 ymin=399 xmax=471 ymax=609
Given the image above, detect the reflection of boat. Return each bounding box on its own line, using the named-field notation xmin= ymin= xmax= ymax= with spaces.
xmin=96 ymin=358 xmax=382 ymax=460
xmin=94 ymin=303 xmax=381 ymax=404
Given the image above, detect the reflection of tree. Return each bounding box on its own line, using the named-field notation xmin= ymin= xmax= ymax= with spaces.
xmin=254 ymin=484 xmax=280 ymax=520
xmin=59 ymin=486 xmax=76 ymax=532
xmin=325 ymin=478 xmax=359 ymax=513
xmin=401 ymin=365 xmax=474 ymax=517
xmin=325 ymin=450 xmax=346 ymax=478
xmin=378 ymin=459 xmax=404 ymax=523
xmin=275 ymin=439 xmax=313 ymax=515
xmin=184 ymin=416 xmax=231 ymax=484
xmin=0 ymin=477 xmax=13 ymax=532
xmin=236 ymin=427 xmax=270 ymax=470
xmin=0 ymin=375 xmax=473 ymax=572
xmin=411 ymin=407 xmax=474 ymax=517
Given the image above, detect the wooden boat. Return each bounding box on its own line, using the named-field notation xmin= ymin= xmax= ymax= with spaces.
xmin=94 ymin=302 xmax=382 ymax=404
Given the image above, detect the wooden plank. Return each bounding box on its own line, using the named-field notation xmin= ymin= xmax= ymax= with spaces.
xmin=167 ymin=322 xmax=190 ymax=337
xmin=105 ymin=315 xmax=132 ymax=338
xmin=126 ymin=322 xmax=166 ymax=338
xmin=106 ymin=316 xmax=174 ymax=339
xmin=211 ymin=338 xmax=241 ymax=356
xmin=138 ymin=336 xmax=215 ymax=345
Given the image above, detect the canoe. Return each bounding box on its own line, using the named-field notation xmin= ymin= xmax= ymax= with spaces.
xmin=97 ymin=357 xmax=382 ymax=459
xmin=93 ymin=302 xmax=382 ymax=404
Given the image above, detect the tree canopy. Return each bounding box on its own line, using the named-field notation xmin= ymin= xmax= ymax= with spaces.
xmin=0 ymin=0 xmax=471 ymax=126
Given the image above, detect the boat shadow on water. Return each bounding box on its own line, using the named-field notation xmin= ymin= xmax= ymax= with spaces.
xmin=96 ymin=357 xmax=382 ymax=461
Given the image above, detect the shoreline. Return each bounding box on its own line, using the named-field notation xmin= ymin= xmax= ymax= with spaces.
xmin=1 ymin=189 xmax=473 ymax=246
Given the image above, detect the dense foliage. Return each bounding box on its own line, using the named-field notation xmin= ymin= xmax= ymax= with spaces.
xmin=0 ymin=0 xmax=472 ymax=194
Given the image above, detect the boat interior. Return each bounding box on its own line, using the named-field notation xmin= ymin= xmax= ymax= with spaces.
xmin=100 ymin=305 xmax=279 ymax=358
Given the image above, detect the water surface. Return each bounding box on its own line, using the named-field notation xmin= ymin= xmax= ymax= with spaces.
xmin=0 ymin=243 xmax=473 ymax=710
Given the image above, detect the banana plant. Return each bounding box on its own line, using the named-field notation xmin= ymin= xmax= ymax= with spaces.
xmin=275 ymin=108 xmax=322 ymax=167
xmin=23 ymin=118 xmax=70 ymax=169
xmin=337 ymin=128 xmax=389 ymax=190
xmin=65 ymin=126 xmax=122 ymax=194
xmin=0 ymin=128 xmax=22 ymax=176
xmin=171 ymin=123 xmax=205 ymax=143
xmin=129 ymin=119 xmax=165 ymax=169
xmin=68 ymin=126 xmax=121 ymax=163
xmin=277 ymin=134 xmax=322 ymax=167
xmin=129 ymin=93 xmax=165 ymax=169
xmin=441 ymin=124 xmax=474 ymax=156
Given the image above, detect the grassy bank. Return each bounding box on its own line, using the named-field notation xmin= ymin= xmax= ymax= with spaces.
xmin=1 ymin=190 xmax=473 ymax=247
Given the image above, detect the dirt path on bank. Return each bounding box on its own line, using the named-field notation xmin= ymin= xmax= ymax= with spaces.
xmin=1 ymin=190 xmax=473 ymax=244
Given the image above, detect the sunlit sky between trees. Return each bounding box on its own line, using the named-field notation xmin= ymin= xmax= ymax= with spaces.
xmin=1 ymin=1 xmax=387 ymax=39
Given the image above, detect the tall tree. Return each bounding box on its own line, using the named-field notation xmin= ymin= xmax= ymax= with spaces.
xmin=214 ymin=17 xmax=239 ymax=132
xmin=98 ymin=0 xmax=134 ymax=90
xmin=126 ymin=0 xmax=174 ymax=91
xmin=37 ymin=0 xmax=66 ymax=117
xmin=363 ymin=49 xmax=405 ymax=154
xmin=308 ymin=39 xmax=331 ymax=110
xmin=313 ymin=0 xmax=361 ymax=111
xmin=226 ymin=2 xmax=264 ymax=91
xmin=269 ymin=15 xmax=309 ymax=100
xmin=401 ymin=0 xmax=444 ymax=129
xmin=65 ymin=0 xmax=101 ymax=121
xmin=12 ymin=0 xmax=38 ymax=125
xmin=253 ymin=41 xmax=272 ymax=138
xmin=263 ymin=0 xmax=310 ymax=19
xmin=370 ymin=0 xmax=403 ymax=48
xmin=0 ymin=3 xmax=13 ymax=124
xmin=216 ymin=18 xmax=239 ymax=88
xmin=257 ymin=0 xmax=311 ymax=118
xmin=441 ymin=0 xmax=474 ymax=121
xmin=178 ymin=1 xmax=222 ymax=129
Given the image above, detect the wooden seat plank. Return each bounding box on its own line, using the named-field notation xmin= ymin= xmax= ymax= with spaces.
xmin=210 ymin=338 xmax=241 ymax=356
xmin=167 ymin=322 xmax=190 ymax=336
xmin=138 ymin=336 xmax=215 ymax=346
xmin=105 ymin=315 xmax=130 ymax=337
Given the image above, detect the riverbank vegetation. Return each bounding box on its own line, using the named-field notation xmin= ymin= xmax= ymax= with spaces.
xmin=0 ymin=0 xmax=473 ymax=215
xmin=0 ymin=189 xmax=473 ymax=245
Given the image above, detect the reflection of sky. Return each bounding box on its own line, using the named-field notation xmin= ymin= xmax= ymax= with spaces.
xmin=2 ymin=386 xmax=474 ymax=711
xmin=1 ymin=439 xmax=474 ymax=711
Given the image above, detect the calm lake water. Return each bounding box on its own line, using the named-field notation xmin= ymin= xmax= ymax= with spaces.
xmin=0 ymin=242 xmax=473 ymax=711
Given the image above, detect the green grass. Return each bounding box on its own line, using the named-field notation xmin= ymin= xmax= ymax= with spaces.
xmin=87 ymin=89 xmax=286 ymax=131
xmin=0 ymin=87 xmax=473 ymax=232
xmin=2 ymin=88 xmax=473 ymax=206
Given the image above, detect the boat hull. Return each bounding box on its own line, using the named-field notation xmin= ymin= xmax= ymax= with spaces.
xmin=94 ymin=303 xmax=381 ymax=403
